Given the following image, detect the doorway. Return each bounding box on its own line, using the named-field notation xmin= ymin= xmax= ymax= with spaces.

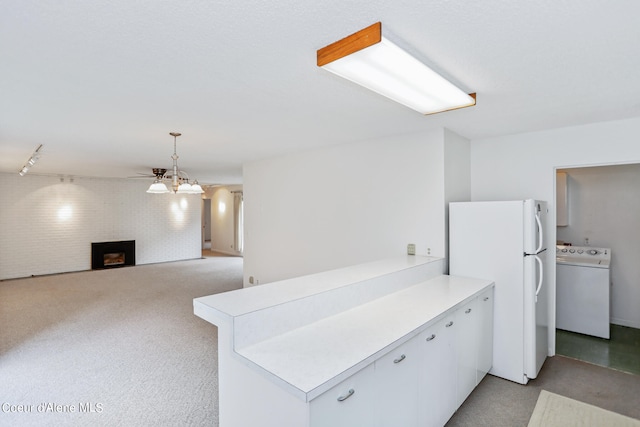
xmin=202 ymin=186 xmax=243 ymax=256
xmin=202 ymin=198 xmax=212 ymax=250
xmin=554 ymin=164 xmax=640 ymax=375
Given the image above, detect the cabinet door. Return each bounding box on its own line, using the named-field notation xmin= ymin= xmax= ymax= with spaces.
xmin=310 ymin=363 xmax=377 ymax=427
xmin=375 ymin=337 xmax=420 ymax=427
xmin=456 ymin=297 xmax=480 ymax=406
xmin=418 ymin=314 xmax=457 ymax=427
xmin=556 ymin=171 xmax=568 ymax=226
xmin=477 ymin=288 xmax=494 ymax=383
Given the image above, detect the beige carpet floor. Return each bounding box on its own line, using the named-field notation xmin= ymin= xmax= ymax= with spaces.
xmin=0 ymin=256 xmax=243 ymax=426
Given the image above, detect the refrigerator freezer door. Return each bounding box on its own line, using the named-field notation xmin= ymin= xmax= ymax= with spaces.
xmin=523 ymin=200 xmax=548 ymax=255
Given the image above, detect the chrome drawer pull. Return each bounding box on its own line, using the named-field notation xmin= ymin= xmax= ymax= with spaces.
xmin=393 ymin=354 xmax=406 ymax=364
xmin=337 ymin=389 xmax=355 ymax=402
xmin=465 ymin=308 xmax=472 ymax=314
xmin=446 ymin=321 xmax=454 ymax=327
xmin=426 ymin=334 xmax=436 ymax=342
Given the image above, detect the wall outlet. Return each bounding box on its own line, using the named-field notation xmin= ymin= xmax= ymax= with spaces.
xmin=407 ymin=244 xmax=416 ymax=256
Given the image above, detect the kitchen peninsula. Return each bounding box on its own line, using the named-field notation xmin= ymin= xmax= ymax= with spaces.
xmin=194 ymin=256 xmax=494 ymax=427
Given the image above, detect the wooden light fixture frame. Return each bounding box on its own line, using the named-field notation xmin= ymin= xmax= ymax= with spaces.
xmin=317 ymin=22 xmax=476 ymax=115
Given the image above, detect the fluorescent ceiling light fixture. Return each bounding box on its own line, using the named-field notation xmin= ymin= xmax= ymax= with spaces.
xmin=317 ymin=22 xmax=476 ymax=115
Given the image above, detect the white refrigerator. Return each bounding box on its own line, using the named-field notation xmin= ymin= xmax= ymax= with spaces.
xmin=449 ymin=200 xmax=549 ymax=385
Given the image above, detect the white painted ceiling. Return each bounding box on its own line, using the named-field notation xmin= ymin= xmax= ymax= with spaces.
xmin=2 ymin=1 xmax=640 ymax=184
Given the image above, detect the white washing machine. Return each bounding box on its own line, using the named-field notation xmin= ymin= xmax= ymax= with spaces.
xmin=556 ymin=245 xmax=611 ymax=339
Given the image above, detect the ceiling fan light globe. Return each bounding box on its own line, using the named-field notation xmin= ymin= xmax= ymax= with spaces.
xmin=190 ymin=182 xmax=204 ymax=194
xmin=176 ymin=182 xmax=193 ymax=194
xmin=147 ymin=181 xmax=170 ymax=193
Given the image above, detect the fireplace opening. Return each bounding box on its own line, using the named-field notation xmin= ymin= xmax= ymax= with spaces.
xmin=92 ymin=240 xmax=135 ymax=270
xmin=104 ymin=252 xmax=125 ymax=266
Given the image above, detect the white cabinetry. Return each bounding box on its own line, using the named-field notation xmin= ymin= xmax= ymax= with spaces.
xmin=311 ymin=337 xmax=425 ymax=427
xmin=419 ymin=314 xmax=457 ymax=427
xmin=195 ymin=263 xmax=494 ymax=427
xmin=477 ymin=288 xmax=494 ymax=383
xmin=557 ymin=171 xmax=568 ymax=226
xmin=310 ymin=288 xmax=495 ymax=427
xmin=310 ymin=363 xmax=377 ymax=427
xmin=416 ymin=289 xmax=494 ymax=427
xmin=375 ymin=337 xmax=420 ymax=426
xmin=456 ymin=297 xmax=480 ymax=406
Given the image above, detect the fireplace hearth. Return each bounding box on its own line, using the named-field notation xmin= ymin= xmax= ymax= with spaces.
xmin=92 ymin=240 xmax=135 ymax=270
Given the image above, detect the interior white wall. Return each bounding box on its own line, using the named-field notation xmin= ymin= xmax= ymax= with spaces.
xmin=242 ymin=130 xmax=449 ymax=286
xmin=556 ymin=164 xmax=640 ymax=328
xmin=0 ymin=173 xmax=202 ymax=280
xmin=470 ymin=116 xmax=640 ymax=347
xmin=443 ymin=128 xmax=471 ymax=272
xmin=204 ymin=185 xmax=243 ymax=256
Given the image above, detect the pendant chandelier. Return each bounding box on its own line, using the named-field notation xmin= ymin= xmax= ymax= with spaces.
xmin=146 ymin=132 xmax=204 ymax=194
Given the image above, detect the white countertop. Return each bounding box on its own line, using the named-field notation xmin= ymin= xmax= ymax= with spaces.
xmin=237 ymin=275 xmax=492 ymax=401
xmin=194 ymin=256 xmax=491 ymax=402
xmin=195 ymin=255 xmax=441 ymax=319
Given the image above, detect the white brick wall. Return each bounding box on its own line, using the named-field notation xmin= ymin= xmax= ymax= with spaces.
xmin=0 ymin=173 xmax=202 ymax=280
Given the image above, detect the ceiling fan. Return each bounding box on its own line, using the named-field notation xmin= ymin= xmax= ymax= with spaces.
xmin=129 ymin=168 xmax=167 ymax=179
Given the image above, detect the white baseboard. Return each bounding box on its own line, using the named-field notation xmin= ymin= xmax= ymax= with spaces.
xmin=208 ymin=248 xmax=243 ymax=257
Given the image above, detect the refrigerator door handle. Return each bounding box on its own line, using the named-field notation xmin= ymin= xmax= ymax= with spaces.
xmin=534 ymin=210 xmax=543 ymax=254
xmin=534 ymin=255 xmax=543 ymax=301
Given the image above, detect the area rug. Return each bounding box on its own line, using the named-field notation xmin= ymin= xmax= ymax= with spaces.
xmin=528 ymin=390 xmax=640 ymax=427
